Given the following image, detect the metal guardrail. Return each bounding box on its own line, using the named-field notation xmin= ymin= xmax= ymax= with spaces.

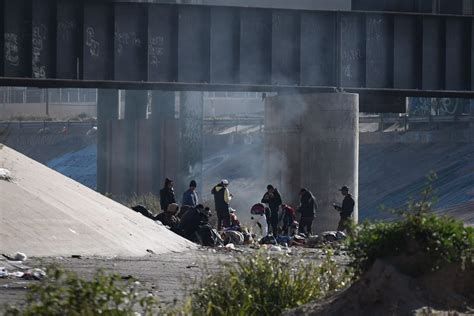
xmin=0 ymin=120 xmax=97 ymax=130
xmin=0 ymin=115 xmax=472 ymax=131
xmin=359 ymin=115 xmax=474 ymax=124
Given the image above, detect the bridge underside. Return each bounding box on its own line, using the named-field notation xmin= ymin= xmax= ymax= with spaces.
xmin=0 ymin=0 xmax=473 ymax=101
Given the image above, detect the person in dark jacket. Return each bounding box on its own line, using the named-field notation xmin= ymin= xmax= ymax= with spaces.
xmin=182 ymin=180 xmax=199 ymax=207
xmin=160 ymin=178 xmax=176 ymax=213
xmin=211 ymin=179 xmax=232 ymax=230
xmin=334 ymin=185 xmax=355 ymax=232
xmin=155 ymin=203 xmax=180 ymax=232
xmin=261 ymin=184 xmax=282 ymax=236
xmin=177 ymin=204 xmax=209 ymax=242
xmin=297 ymin=188 xmax=317 ymax=235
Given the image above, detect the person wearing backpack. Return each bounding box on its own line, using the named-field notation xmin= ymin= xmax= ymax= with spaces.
xmin=297 ymin=188 xmax=318 ymax=236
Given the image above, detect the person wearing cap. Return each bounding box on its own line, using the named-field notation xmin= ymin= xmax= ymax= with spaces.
xmin=160 ymin=178 xmax=176 ymax=213
xmin=297 ymin=188 xmax=318 ymax=236
xmin=182 ymin=180 xmax=199 ymax=207
xmin=334 ymin=185 xmax=355 ymax=232
xmin=261 ymin=184 xmax=283 ymax=236
xmin=211 ymin=179 xmax=232 ymax=230
xmin=155 ymin=203 xmax=180 ymax=232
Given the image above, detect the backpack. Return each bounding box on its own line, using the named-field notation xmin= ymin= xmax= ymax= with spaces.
xmin=259 ymin=235 xmax=277 ymax=245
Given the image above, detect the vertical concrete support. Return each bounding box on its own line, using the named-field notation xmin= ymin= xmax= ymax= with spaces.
xmin=265 ymin=93 xmax=359 ymax=233
xmin=150 ymin=91 xmax=176 ymax=194
xmin=179 ymin=91 xmax=204 ymax=196
xmin=97 ymin=89 xmax=118 ymax=194
xmin=470 ymin=99 xmax=474 ymax=131
xmin=124 ymin=90 xmax=148 ymax=195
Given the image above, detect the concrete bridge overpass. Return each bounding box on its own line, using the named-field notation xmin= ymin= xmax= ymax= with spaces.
xmin=0 ymin=0 xmax=473 ymax=99
xmin=1 ymin=0 xmax=473 ymax=231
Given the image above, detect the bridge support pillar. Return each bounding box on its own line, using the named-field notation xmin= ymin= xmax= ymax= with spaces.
xmin=178 ymin=91 xmax=204 ymax=196
xmin=265 ymin=93 xmax=359 ymax=233
xmin=150 ymin=91 xmax=176 ymax=195
xmin=97 ymin=89 xmax=118 ymax=194
xmin=124 ymin=90 xmax=148 ymax=195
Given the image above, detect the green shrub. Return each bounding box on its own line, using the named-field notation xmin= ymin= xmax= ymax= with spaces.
xmin=5 ymin=267 xmax=159 ymax=316
xmin=348 ymin=174 xmax=474 ymax=275
xmin=188 ymin=250 xmax=352 ymax=316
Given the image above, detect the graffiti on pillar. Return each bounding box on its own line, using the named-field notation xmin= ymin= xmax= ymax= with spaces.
xmin=409 ymin=98 xmax=470 ymax=116
xmin=32 ymin=24 xmax=47 ymax=78
xmin=114 ymin=23 xmax=142 ymax=56
xmin=4 ymin=33 xmax=20 ymax=66
xmin=149 ymin=36 xmax=165 ymax=65
xmin=85 ymin=27 xmax=100 ymax=57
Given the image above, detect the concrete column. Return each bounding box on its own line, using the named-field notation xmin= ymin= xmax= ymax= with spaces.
xmin=124 ymin=90 xmax=148 ymax=195
xmin=150 ymin=91 xmax=175 ymax=194
xmin=470 ymin=99 xmax=474 ymax=130
xmin=178 ymin=91 xmax=204 ymax=196
xmin=97 ymin=89 xmax=118 ymax=194
xmin=265 ymin=93 xmax=359 ymax=233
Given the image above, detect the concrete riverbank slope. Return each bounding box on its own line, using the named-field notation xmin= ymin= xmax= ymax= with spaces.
xmin=0 ymin=145 xmax=195 ymax=257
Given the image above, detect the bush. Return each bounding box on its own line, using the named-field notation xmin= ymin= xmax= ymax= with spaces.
xmin=188 ymin=250 xmax=352 ymax=316
xmin=123 ymin=193 xmax=162 ymax=215
xmin=348 ymin=174 xmax=474 ymax=275
xmin=5 ymin=267 xmax=159 ymax=316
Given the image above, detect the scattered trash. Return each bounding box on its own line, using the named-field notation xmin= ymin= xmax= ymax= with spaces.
xmin=0 ymin=168 xmax=12 ymax=182
xmin=13 ymin=252 xmax=27 ymax=261
xmin=186 ymin=265 xmax=199 ymax=269
xmin=146 ymin=249 xmax=155 ymax=254
xmin=225 ymin=243 xmax=236 ymax=250
xmin=22 ymin=268 xmax=46 ymax=280
xmin=2 ymin=252 xmax=27 ymax=262
xmin=10 ymin=271 xmax=24 ymax=278
xmin=269 ymin=245 xmax=282 ymax=252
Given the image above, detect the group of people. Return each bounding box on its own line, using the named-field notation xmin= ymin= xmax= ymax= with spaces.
xmin=139 ymin=177 xmax=355 ymax=247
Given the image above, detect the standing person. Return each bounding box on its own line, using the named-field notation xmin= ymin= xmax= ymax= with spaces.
xmin=211 ymin=179 xmax=232 ymax=230
xmin=182 ymin=180 xmax=199 ymax=207
xmin=297 ymin=188 xmax=317 ymax=236
xmin=333 ymin=185 xmax=355 ymax=232
xmin=261 ymin=185 xmax=282 ymax=236
xmin=160 ymin=178 xmax=176 ymax=214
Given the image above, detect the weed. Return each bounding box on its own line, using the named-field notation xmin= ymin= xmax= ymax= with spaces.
xmin=188 ymin=250 xmax=352 ymax=316
xmin=123 ymin=193 xmax=162 ymax=215
xmin=5 ymin=267 xmax=159 ymax=316
xmin=347 ymin=173 xmax=474 ymax=275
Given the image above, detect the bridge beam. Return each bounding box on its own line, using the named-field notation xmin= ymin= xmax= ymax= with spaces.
xmin=265 ymin=93 xmax=359 ymax=233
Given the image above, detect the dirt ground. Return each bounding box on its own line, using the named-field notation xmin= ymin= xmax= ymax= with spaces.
xmin=0 ymin=247 xmax=348 ymax=312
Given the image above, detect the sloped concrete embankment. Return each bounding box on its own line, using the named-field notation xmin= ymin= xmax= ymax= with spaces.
xmin=0 ymin=145 xmax=195 ymax=257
